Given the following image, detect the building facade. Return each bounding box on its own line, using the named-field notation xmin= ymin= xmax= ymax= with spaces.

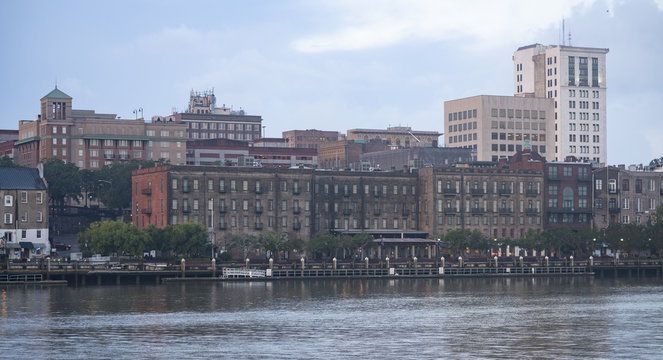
xmin=347 ymin=126 xmax=440 ymax=148
xmin=318 ymin=140 xmax=389 ymax=170
xmin=282 ymin=129 xmax=345 ymax=150
xmin=15 ymin=88 xmax=187 ymax=169
xmin=186 ymin=138 xmax=317 ymax=168
xmin=543 ymin=161 xmax=593 ymax=230
xmin=1 ymin=167 xmax=50 ymax=259
xmin=444 ymin=95 xmax=554 ymax=162
xmin=417 ymin=165 xmax=544 ymax=240
xmin=592 ymin=166 xmax=663 ymax=229
xmin=360 ymin=147 xmax=475 ymax=171
xmin=155 ymin=89 xmax=263 ymax=142
xmin=513 ymin=44 xmax=608 ymax=164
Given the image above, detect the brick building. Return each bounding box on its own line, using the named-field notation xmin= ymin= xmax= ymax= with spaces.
xmin=543 ymin=160 xmax=593 ymax=229
xmin=185 ymin=138 xmax=317 ymax=168
xmin=282 ymin=129 xmax=345 ymax=150
xmin=1 ymin=166 xmax=50 ymax=259
xmin=16 ymin=88 xmax=187 ymax=169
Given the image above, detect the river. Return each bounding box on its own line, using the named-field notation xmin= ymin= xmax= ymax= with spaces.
xmin=1 ymin=277 xmax=662 ymax=359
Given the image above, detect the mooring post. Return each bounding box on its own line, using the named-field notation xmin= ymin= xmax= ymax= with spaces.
xmin=212 ymin=258 xmax=216 ymax=278
xmin=181 ymin=258 xmax=186 ymax=278
xmin=413 ymin=256 xmax=418 ymax=269
xmin=333 ymin=257 xmax=337 ymax=270
xmin=458 ymin=256 xmax=463 ymax=268
xmin=365 ymin=257 xmax=369 ymax=269
xmin=269 ymin=258 xmax=273 ymax=270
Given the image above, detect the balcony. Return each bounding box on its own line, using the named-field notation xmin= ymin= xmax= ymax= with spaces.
xmin=343 ymin=209 xmax=352 ymax=216
xmin=255 ymin=223 xmax=263 ymax=230
xmin=218 ymin=187 xmax=226 ymax=194
xmin=444 ymin=188 xmax=458 ymax=196
xmin=577 ymin=175 xmax=591 ymax=182
xmin=293 ymin=207 xmax=301 ymax=214
xmin=293 ymin=187 xmax=301 ymax=195
xmin=444 ymin=207 xmax=457 ymax=214
xmin=255 ymin=207 xmax=263 ymax=214
xmin=103 ymin=154 xmax=115 ymax=160
xmin=548 ymin=174 xmax=560 ymax=181
xmin=499 ymin=208 xmax=513 ymax=214
xmin=182 ymin=207 xmax=190 ymax=213
xmin=525 ymin=208 xmax=539 ymax=214
xmin=471 ymin=189 xmax=485 ymax=196
xmin=401 ymin=209 xmax=410 ymax=217
xmin=471 ymin=208 xmax=485 ymax=214
xmin=255 ymin=187 xmax=262 ymax=194
xmin=373 ymin=210 xmax=381 ymax=216
xmin=182 ymin=186 xmax=190 ymax=193
xmin=499 ymin=189 xmax=513 ymax=196
xmin=609 ymin=207 xmax=621 ymax=214
xmin=373 ymin=191 xmax=381 ymax=198
xmin=141 ymin=208 xmax=152 ymax=214
xmin=293 ymin=223 xmax=301 ymax=230
xmin=141 ymin=187 xmax=152 ymax=195
xmin=219 ymin=207 xmax=227 ymax=213
xmin=219 ymin=224 xmax=227 ymax=230
xmin=343 ymin=191 xmax=351 ymax=197
xmin=118 ymin=154 xmax=130 ymax=161
xmin=526 ymin=190 xmax=539 ymax=197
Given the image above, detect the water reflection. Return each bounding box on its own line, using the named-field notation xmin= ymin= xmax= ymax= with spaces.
xmin=1 ymin=277 xmax=662 ymax=359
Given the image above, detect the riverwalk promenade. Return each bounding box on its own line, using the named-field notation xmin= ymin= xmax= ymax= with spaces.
xmin=2 ymin=256 xmax=662 ymax=286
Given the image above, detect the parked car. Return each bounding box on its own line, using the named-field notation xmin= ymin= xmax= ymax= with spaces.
xmin=54 ymin=242 xmax=72 ymax=250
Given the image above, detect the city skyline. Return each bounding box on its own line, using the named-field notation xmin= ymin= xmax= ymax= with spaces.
xmin=2 ymin=0 xmax=662 ymax=166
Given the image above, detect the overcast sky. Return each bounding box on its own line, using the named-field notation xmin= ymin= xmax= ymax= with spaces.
xmin=2 ymin=0 xmax=662 ymax=166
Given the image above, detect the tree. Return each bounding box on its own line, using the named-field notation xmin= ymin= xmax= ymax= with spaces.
xmin=169 ymin=222 xmax=209 ymax=257
xmin=0 ymin=156 xmax=20 ymax=167
xmin=79 ymin=169 xmax=99 ymax=207
xmin=257 ymin=232 xmax=287 ymax=260
xmin=228 ymin=234 xmax=258 ymax=260
xmin=43 ymin=159 xmax=82 ymax=213
xmin=77 ymin=220 xmax=144 ymax=256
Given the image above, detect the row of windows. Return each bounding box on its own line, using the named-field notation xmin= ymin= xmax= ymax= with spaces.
xmin=448 ymin=109 xmax=478 ymax=122
xmin=491 ymin=144 xmax=546 ymax=154
xmin=491 ymin=108 xmax=546 ymax=120
xmin=189 ymin=122 xmax=261 ymax=131
xmin=3 ymin=211 xmax=44 ymax=224
xmin=449 ymin=133 xmax=477 ymax=144
xmin=436 ymin=214 xmax=542 ymax=227
xmin=436 ymin=199 xmax=542 ymax=212
xmin=491 ymin=120 xmax=547 ymax=131
xmin=448 ymin=121 xmax=477 ymax=133
xmin=191 ymin=132 xmax=260 ymax=140
xmin=599 ymin=178 xmax=663 ymax=193
xmin=4 ymin=193 xmax=43 ymax=206
xmin=491 ymin=132 xmax=547 ymax=142
xmin=569 ymin=89 xmax=600 ymax=98
xmin=437 ymin=180 xmax=541 ymax=194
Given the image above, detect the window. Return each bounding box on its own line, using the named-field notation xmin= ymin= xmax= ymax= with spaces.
xmin=21 ymin=212 xmax=27 ymax=222
xmin=20 ymin=191 xmax=27 ymax=203
xmin=3 ymin=213 xmax=12 ymax=224
xmin=4 ymin=195 xmax=12 ymax=207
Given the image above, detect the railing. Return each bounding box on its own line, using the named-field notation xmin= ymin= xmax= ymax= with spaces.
xmin=141 ymin=187 xmax=152 ymax=195
xmin=0 ymin=274 xmax=43 ymax=282
xmin=222 ymin=268 xmax=266 ymax=279
xmin=444 ymin=188 xmax=458 ymax=195
xmin=526 ymin=190 xmax=539 ymax=197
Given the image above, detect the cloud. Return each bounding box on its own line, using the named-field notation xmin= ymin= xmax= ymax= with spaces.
xmin=293 ymin=0 xmax=599 ymax=53
xmin=654 ymin=0 xmax=663 ymax=11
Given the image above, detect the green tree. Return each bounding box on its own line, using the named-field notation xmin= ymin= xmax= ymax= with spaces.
xmin=43 ymin=159 xmax=82 ymax=213
xmin=228 ymin=234 xmax=258 ymax=260
xmin=0 ymin=155 xmax=20 ymax=167
xmin=77 ymin=220 xmax=144 ymax=256
xmin=169 ymin=222 xmax=209 ymax=257
xmin=79 ymin=169 xmax=99 ymax=207
xmin=257 ymin=232 xmax=287 ymax=260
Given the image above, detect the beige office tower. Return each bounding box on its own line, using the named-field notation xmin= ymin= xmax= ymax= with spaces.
xmin=513 ymin=44 xmax=608 ymax=165
xmin=444 ymin=95 xmax=554 ymax=162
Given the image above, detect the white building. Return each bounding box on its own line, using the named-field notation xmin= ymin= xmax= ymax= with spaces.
xmin=513 ymin=44 xmax=608 ymax=165
xmin=444 ymin=95 xmax=554 ymax=162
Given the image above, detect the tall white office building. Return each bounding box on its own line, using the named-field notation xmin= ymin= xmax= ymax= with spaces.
xmin=513 ymin=44 xmax=608 ymax=165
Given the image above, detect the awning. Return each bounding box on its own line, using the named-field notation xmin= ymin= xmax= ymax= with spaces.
xmin=19 ymin=242 xmax=34 ymax=249
xmin=6 ymin=242 xmax=21 ymax=249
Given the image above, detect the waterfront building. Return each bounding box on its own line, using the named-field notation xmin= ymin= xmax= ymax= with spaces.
xmin=155 ymin=89 xmax=262 ymax=142
xmin=282 ymin=129 xmax=345 ymax=150
xmin=0 ymin=166 xmax=50 ymax=259
xmin=417 ymin=155 xmax=545 ymax=239
xmin=346 ymin=126 xmax=440 ymax=148
xmin=444 ymin=95 xmax=554 ymax=162
xmin=543 ymin=160 xmax=593 ymax=230
xmin=513 ymin=44 xmax=609 ymax=165
xmin=15 ymin=88 xmax=187 ymax=169
xmin=592 ymin=165 xmax=663 ymax=229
